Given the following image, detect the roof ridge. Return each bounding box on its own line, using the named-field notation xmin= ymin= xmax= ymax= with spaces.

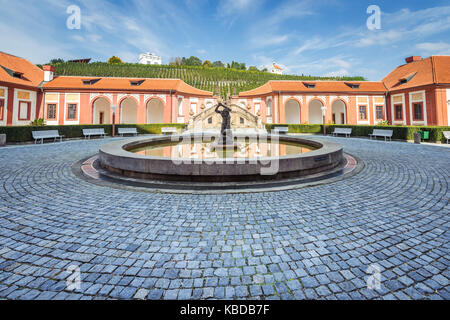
xmin=53 ymin=75 xmax=182 ymax=81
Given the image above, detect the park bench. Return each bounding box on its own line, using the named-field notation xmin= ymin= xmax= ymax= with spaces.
xmin=118 ymin=127 xmax=138 ymax=137
xmin=273 ymin=127 xmax=289 ymax=134
xmin=32 ymin=130 xmax=64 ymax=144
xmin=443 ymin=131 xmax=450 ymax=144
xmin=369 ymin=129 xmax=393 ymax=142
xmin=83 ymin=128 xmax=106 ymax=139
xmin=332 ymin=127 xmax=352 ymax=138
xmin=161 ymin=127 xmax=178 ymax=135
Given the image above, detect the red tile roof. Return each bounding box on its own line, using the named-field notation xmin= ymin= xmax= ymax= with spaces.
xmin=382 ymin=56 xmax=450 ymax=91
xmin=43 ymin=76 xmax=213 ymax=96
xmin=239 ymin=80 xmax=386 ymax=96
xmin=0 ymin=51 xmax=43 ymax=88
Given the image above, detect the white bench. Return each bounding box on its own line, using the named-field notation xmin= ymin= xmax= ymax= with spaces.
xmin=161 ymin=127 xmax=178 ymax=135
xmin=83 ymin=128 xmax=106 ymax=139
xmin=32 ymin=130 xmax=64 ymax=144
xmin=332 ymin=127 xmax=352 ymax=138
xmin=118 ymin=128 xmax=138 ymax=137
xmin=273 ymin=127 xmax=289 ymax=134
xmin=443 ymin=131 xmax=450 ymax=144
xmin=369 ymin=129 xmax=393 ymax=142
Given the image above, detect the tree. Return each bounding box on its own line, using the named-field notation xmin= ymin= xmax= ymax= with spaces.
xmin=50 ymin=58 xmax=65 ymax=64
xmin=231 ymin=61 xmax=240 ymax=69
xmin=170 ymin=57 xmax=182 ymax=66
xmin=203 ymin=60 xmax=212 ymax=67
xmin=231 ymin=61 xmax=246 ymax=70
xmin=184 ymin=56 xmax=202 ymax=66
xmin=212 ymin=61 xmax=224 ymax=68
xmin=107 ymin=56 xmax=122 ymax=64
xmin=261 ymin=68 xmax=268 ymax=72
xmin=248 ymin=66 xmax=259 ymax=72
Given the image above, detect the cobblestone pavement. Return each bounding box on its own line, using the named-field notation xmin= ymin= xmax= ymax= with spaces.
xmin=0 ymin=136 xmax=448 ymax=300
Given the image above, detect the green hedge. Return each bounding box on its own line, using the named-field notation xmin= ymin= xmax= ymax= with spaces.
xmin=266 ymin=124 xmax=450 ymax=143
xmin=0 ymin=124 xmax=186 ymax=143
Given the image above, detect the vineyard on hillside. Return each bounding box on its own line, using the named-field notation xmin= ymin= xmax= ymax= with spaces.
xmin=47 ymin=62 xmax=366 ymax=96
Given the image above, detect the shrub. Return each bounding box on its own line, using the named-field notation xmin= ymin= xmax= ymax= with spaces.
xmin=30 ymin=118 xmax=45 ymax=126
xmin=0 ymin=124 xmax=186 ymax=143
xmin=265 ymin=124 xmax=450 ymax=143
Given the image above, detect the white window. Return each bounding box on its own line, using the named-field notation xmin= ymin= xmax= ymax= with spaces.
xmin=190 ymin=103 xmax=197 ymax=114
xmin=18 ymin=101 xmax=30 ymax=120
xmin=267 ymin=100 xmax=272 ymax=116
xmin=178 ymin=99 xmax=183 ymax=115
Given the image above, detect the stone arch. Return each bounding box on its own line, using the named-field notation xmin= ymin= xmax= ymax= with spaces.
xmin=92 ymin=97 xmax=111 ymax=124
xmin=331 ymin=99 xmax=347 ymax=124
xmin=120 ymin=97 xmax=138 ymax=124
xmin=284 ymin=99 xmax=301 ymax=124
xmin=146 ymin=98 xmax=165 ymax=124
xmin=308 ymin=99 xmax=324 ymax=124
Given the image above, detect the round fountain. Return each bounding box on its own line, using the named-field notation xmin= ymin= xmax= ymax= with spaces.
xmin=79 ymin=98 xmax=358 ymax=192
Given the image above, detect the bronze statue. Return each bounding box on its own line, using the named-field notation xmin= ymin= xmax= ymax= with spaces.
xmin=215 ymin=103 xmax=232 ymax=136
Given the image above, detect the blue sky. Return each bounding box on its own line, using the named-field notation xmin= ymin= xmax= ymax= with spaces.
xmin=0 ymin=0 xmax=449 ymax=80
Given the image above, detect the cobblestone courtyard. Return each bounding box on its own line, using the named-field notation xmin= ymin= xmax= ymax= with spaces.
xmin=0 ymin=136 xmax=448 ymax=300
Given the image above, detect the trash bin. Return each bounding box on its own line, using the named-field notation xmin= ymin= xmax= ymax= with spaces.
xmin=418 ymin=131 xmax=429 ymax=140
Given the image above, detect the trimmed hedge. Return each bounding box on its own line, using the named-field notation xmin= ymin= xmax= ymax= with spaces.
xmin=266 ymin=124 xmax=450 ymax=143
xmin=0 ymin=124 xmax=186 ymax=143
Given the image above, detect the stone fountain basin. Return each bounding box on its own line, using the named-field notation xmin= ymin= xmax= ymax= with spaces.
xmin=98 ymin=134 xmax=344 ymax=182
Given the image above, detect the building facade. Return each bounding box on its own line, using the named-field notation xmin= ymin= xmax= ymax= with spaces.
xmin=383 ymin=56 xmax=450 ymax=126
xmin=139 ymin=53 xmax=162 ymax=65
xmin=0 ymin=52 xmax=44 ymax=126
xmin=0 ymin=52 xmax=449 ymax=128
xmin=41 ymin=74 xmax=213 ymax=125
xmin=271 ymin=63 xmax=283 ymax=75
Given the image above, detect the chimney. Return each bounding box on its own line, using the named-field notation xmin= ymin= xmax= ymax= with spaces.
xmin=405 ymin=56 xmax=421 ymax=64
xmin=43 ymin=65 xmax=56 ymax=82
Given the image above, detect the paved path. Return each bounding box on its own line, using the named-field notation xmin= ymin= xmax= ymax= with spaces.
xmin=0 ymin=137 xmax=448 ymax=300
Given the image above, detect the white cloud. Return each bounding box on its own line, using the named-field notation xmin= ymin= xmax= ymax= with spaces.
xmin=356 ymin=6 xmax=450 ymax=47
xmin=251 ymin=34 xmax=289 ymax=48
xmin=416 ymin=42 xmax=450 ymax=55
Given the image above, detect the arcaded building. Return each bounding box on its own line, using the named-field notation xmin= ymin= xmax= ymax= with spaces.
xmin=0 ymin=51 xmax=449 ymax=128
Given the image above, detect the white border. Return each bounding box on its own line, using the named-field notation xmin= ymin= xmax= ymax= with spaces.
xmin=357 ymin=96 xmax=370 ymax=125
xmin=372 ymin=96 xmax=386 ymax=124
xmin=447 ymin=89 xmax=450 ymax=126
xmin=64 ymin=93 xmax=81 ymax=125
xmin=391 ymin=93 xmax=406 ymax=125
xmin=0 ymin=86 xmax=8 ymax=126
xmin=409 ymin=90 xmax=427 ymax=126
xmin=44 ymin=92 xmax=60 ymax=126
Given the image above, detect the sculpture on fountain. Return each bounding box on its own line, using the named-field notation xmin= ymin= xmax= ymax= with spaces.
xmin=212 ymin=97 xmax=239 ymax=149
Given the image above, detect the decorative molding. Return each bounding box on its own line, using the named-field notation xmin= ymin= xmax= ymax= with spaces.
xmin=144 ymin=94 xmax=167 ymax=103
xmin=330 ymin=95 xmax=349 ymax=104
xmin=117 ymin=94 xmax=139 ymax=102
xmin=305 ymin=95 xmax=326 ymax=105
xmin=283 ymin=95 xmax=303 ymax=104
xmin=90 ymin=93 xmax=113 ymax=103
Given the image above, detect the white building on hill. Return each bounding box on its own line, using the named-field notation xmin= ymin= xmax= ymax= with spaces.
xmin=271 ymin=62 xmax=283 ymax=75
xmin=139 ymin=52 xmax=162 ymax=65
